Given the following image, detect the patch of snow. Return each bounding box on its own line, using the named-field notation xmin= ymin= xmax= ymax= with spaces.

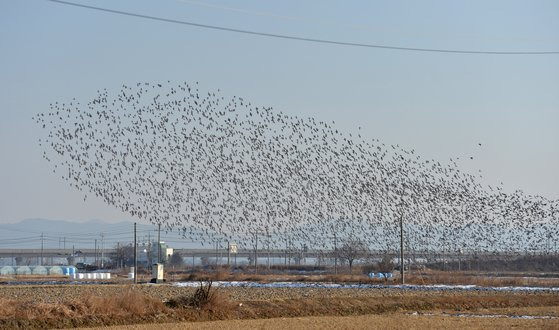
xmin=415 ymin=313 xmax=558 ymax=320
xmin=172 ymin=281 xmax=559 ymax=292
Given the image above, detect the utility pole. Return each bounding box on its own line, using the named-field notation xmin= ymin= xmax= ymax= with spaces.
xmin=334 ymin=232 xmax=338 ymax=275
xmin=215 ymin=241 xmax=219 ymax=266
xmin=400 ymin=212 xmax=405 ymax=285
xmin=288 ymin=237 xmax=291 ymax=266
xmin=94 ymin=239 xmax=98 ymax=267
xmin=116 ymin=242 xmax=120 ymax=269
xmin=227 ymin=242 xmax=230 ymax=266
xmin=40 ymin=233 xmax=44 ymax=266
xmin=148 ymin=232 xmax=151 ymax=265
xmin=157 ymin=223 xmax=161 ymax=264
xmin=101 ymin=233 xmax=105 ymax=268
xmin=398 ymin=186 xmax=406 ymax=285
xmin=255 ymin=232 xmax=258 ymax=274
xmin=134 ymin=222 xmax=137 ymax=284
xmin=266 ymin=227 xmax=270 ymax=270
xmin=284 ymin=238 xmax=287 ymax=266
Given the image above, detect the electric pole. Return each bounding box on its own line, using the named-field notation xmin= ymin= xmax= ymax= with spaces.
xmin=215 ymin=241 xmax=219 ymax=266
xmin=334 ymin=232 xmax=338 ymax=275
xmin=284 ymin=238 xmax=287 ymax=266
xmin=116 ymin=242 xmax=120 ymax=269
xmin=400 ymin=212 xmax=405 ymax=285
xmin=266 ymin=227 xmax=270 ymax=270
xmin=157 ymin=223 xmax=161 ymax=264
xmin=255 ymin=231 xmax=258 ymax=274
xmin=134 ymin=222 xmax=137 ymax=284
xmin=101 ymin=233 xmax=104 ymax=268
xmin=40 ymin=232 xmax=44 ymax=266
xmin=94 ymin=239 xmax=98 ymax=267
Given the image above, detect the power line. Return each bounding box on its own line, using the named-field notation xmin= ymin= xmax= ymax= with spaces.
xmin=47 ymin=0 xmax=559 ymax=55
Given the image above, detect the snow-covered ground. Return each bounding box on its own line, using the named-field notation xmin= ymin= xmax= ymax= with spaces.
xmin=173 ymin=281 xmax=559 ymax=292
xmin=412 ymin=312 xmax=558 ymax=319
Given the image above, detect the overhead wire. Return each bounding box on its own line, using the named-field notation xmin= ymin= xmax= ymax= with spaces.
xmin=47 ymin=0 xmax=559 ymax=55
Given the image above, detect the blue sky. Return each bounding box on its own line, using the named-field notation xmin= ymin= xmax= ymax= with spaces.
xmin=0 ymin=0 xmax=558 ymax=224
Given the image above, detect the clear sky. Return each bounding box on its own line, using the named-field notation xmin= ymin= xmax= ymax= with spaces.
xmin=1 ymin=0 xmax=558 ymax=224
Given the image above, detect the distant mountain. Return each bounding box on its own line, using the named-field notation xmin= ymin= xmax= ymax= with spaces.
xmin=3 ymin=218 xmax=134 ymax=233
xmin=0 ymin=218 xmax=202 ymax=250
xmin=0 ymin=218 xmax=141 ymax=250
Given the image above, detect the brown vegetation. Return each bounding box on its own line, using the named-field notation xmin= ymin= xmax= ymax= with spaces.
xmin=173 ymin=268 xmax=559 ymax=288
xmin=167 ymin=280 xmax=232 ymax=312
xmin=404 ymin=270 xmax=559 ymax=287
xmin=0 ymin=289 xmax=167 ymax=329
xmin=1 ymin=281 xmax=559 ymax=329
xmin=91 ymin=313 xmax=559 ymax=330
xmin=427 ymin=254 xmax=559 ymax=272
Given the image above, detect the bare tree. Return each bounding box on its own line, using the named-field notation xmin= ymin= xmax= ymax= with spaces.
xmin=167 ymin=251 xmax=184 ymax=267
xmin=338 ymin=238 xmax=368 ymax=273
xmin=377 ymin=253 xmax=395 ymax=274
xmin=110 ymin=243 xmax=135 ymax=268
xmin=200 ymin=256 xmax=210 ymax=267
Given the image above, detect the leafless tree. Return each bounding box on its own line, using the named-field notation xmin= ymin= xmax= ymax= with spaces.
xmin=110 ymin=243 xmax=134 ymax=268
xmin=377 ymin=253 xmax=395 ymax=273
xmin=338 ymin=238 xmax=368 ymax=273
xmin=167 ymin=251 xmax=184 ymax=267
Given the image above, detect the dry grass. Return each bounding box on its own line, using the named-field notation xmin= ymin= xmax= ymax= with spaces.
xmin=2 ymin=282 xmax=559 ymax=329
xmin=234 ymin=294 xmax=559 ymax=319
xmin=178 ymin=271 xmax=389 ymax=284
xmin=167 ymin=280 xmax=232 ymax=313
xmin=0 ymin=289 xmax=168 ymax=329
xmin=0 ymin=289 xmax=166 ymax=319
xmin=177 ymin=269 xmax=559 ymax=288
xmin=81 ymin=289 xmax=166 ymax=316
xmin=89 ymin=313 xmax=559 ymax=330
xmin=0 ymin=274 xmax=71 ymax=281
xmin=404 ymin=270 xmax=559 ymax=287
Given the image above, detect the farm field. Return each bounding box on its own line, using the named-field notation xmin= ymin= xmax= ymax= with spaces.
xmin=1 ymin=279 xmax=559 ymax=329
xmin=88 ymin=311 xmax=559 ymax=330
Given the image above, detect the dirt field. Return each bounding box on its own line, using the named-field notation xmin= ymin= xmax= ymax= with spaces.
xmin=0 ymin=282 xmax=556 ymax=304
xmin=89 ymin=312 xmax=559 ymax=330
xmin=1 ymin=282 xmax=558 ymax=329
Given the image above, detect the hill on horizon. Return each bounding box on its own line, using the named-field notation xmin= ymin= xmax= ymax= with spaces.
xmin=0 ymin=218 xmax=202 ymax=250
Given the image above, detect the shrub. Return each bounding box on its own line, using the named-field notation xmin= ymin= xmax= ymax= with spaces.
xmin=167 ymin=279 xmax=230 ymax=311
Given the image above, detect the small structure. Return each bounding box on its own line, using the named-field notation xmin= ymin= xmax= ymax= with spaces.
xmin=368 ymin=272 xmax=393 ymax=279
xmin=151 ymin=263 xmax=164 ymax=283
xmin=62 ymin=266 xmax=77 ymax=276
xmin=71 ymin=272 xmax=111 ymax=280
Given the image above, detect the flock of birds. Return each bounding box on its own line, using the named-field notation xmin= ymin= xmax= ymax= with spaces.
xmin=34 ymin=82 xmax=558 ymax=255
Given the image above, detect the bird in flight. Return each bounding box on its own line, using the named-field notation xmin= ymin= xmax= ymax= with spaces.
xmin=33 ymin=81 xmax=557 ymax=254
